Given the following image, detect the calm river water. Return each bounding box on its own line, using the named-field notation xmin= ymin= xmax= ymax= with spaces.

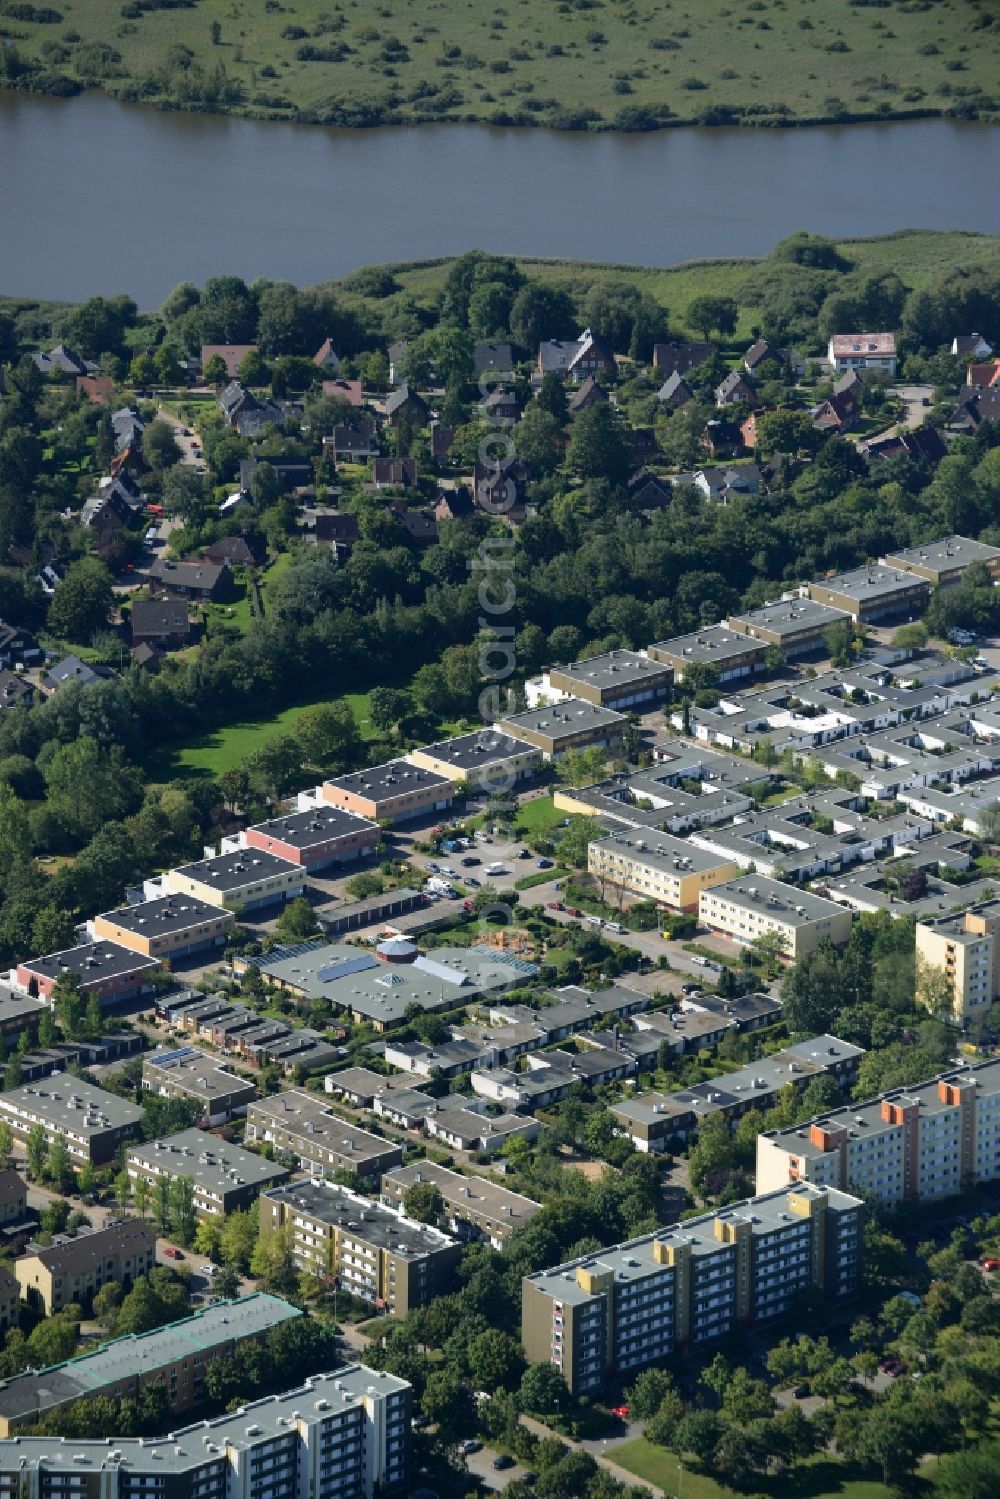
xmin=1 ymin=90 xmax=997 ymax=305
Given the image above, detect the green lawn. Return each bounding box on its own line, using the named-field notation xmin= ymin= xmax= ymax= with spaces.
xmin=149 ymin=689 xmax=377 ymax=779
xmin=515 ymin=796 xmax=564 ymax=835
xmin=611 ymin=1442 xmax=918 ymax=1499
xmin=9 ymin=1 xmax=997 ymax=131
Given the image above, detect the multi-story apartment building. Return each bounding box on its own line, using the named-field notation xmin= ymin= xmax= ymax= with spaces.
xmin=528 ymin=651 xmax=673 ymax=711
xmin=380 ymin=1162 xmax=541 ymax=1248
xmin=806 ymin=564 xmax=929 ymax=623
xmin=0 ymin=1294 xmax=299 ymax=1435
xmin=647 ymin=625 xmax=765 ymax=684
xmin=0 ymin=1268 xmax=18 ymax=1337
xmin=89 ymin=895 xmax=234 ymax=961
xmin=883 ymin=534 xmax=1000 ymax=588
xmin=0 ymin=1078 xmax=142 ymax=1167
xmin=142 ymin=1046 xmax=258 ymax=1126
xmin=699 ymin=875 xmax=854 ymax=960
xmin=162 ymin=848 xmax=305 ymax=913
xmin=756 ymin=1058 xmax=1000 ymax=1205
xmin=725 ymin=596 xmax=852 ymax=658
xmin=16 ymin=1220 xmax=155 ymax=1314
xmin=261 ymin=1180 xmax=459 ymax=1317
xmin=245 ymin=1092 xmax=403 ymax=1180
xmin=14 ymin=942 xmax=162 ymax=1010
xmin=587 ymin=827 xmax=738 ymax=911
xmin=915 ymin=902 xmax=1000 ymax=1023
xmin=321 ymin=759 xmax=453 ymax=824
xmin=497 ymin=699 xmax=628 ymax=760
xmin=408 ymin=729 xmax=540 ymax=789
xmin=244 ymin=807 xmax=381 ymax=871
xmin=522 ymin=1184 xmax=863 ymax=1394
xmin=0 ymin=1364 xmax=412 ymax=1499
xmin=126 ymin=1129 xmax=289 ymax=1218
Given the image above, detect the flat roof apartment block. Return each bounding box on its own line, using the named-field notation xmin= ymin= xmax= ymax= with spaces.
xmin=262 ymin=1180 xmax=460 ymax=1317
xmin=647 ymin=626 xmax=765 ymax=683
xmin=15 ymin=942 xmax=162 ymax=1006
xmin=498 ymin=699 xmax=628 ymax=759
xmin=807 ymin=565 xmax=929 ymax=623
xmin=699 ymin=876 xmax=854 ymax=960
xmin=91 ymin=895 xmax=234 ymax=960
xmin=545 ymin=651 xmax=673 ymax=710
xmin=522 ymin=1184 xmax=864 ymax=1394
xmin=756 ymin=1058 xmax=1000 ymax=1205
xmin=126 ymin=1129 xmax=289 ymax=1217
xmin=16 ymin=1220 xmax=154 ymax=1314
xmin=0 ymin=1078 xmax=142 ymax=1166
xmin=321 ymin=759 xmax=453 ymax=824
xmin=915 ymin=901 xmax=1000 ymax=1023
xmin=245 ymin=807 xmax=381 ymax=870
xmin=0 ymin=1363 xmax=412 ymax=1499
xmin=588 ymin=828 xmax=738 ymax=911
xmin=164 ymin=848 xmax=306 ymax=912
xmin=0 ymin=1293 xmax=300 ymax=1435
xmin=246 ymin=1092 xmax=403 ymax=1179
xmin=726 ymin=597 xmax=852 ymax=655
xmin=882 ymin=534 xmax=1000 ymax=588
xmin=142 ymin=1046 xmax=258 ymax=1124
xmin=380 ymin=1161 xmax=541 ymax=1247
xmin=408 ymin=730 xmax=540 ymax=788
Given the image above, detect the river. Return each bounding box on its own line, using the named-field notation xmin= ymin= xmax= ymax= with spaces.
xmin=1 ymin=90 xmax=997 ymax=306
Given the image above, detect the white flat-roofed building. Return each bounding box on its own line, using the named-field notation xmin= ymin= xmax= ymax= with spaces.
xmin=757 ymin=1058 xmax=1000 ymax=1206
xmin=699 ymin=875 xmax=854 ymax=960
xmin=0 ymin=1363 xmax=412 ymax=1499
xmin=588 ymin=827 xmax=738 ymax=911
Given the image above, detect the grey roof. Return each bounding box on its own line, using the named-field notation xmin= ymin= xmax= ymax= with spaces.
xmin=127 ymin=1129 xmax=288 ymax=1196
xmin=248 ymin=1091 xmax=402 ymax=1163
xmin=727 ymin=596 xmax=851 ymax=639
xmin=415 ymin=729 xmax=538 ymax=772
xmin=590 ymin=826 xmax=734 ymax=875
xmin=172 ymin=847 xmax=299 ymax=892
xmin=267 ymin=1178 xmax=455 ymax=1257
xmin=549 ymin=650 xmax=671 ymax=693
xmin=142 ymin=1047 xmax=256 ymax=1104
xmin=702 ymin=875 xmax=853 ymax=928
xmin=649 ymin=625 xmax=763 ymax=668
xmin=249 ymin=806 xmax=380 ymax=849
xmin=325 ymin=759 xmax=451 ymax=799
xmin=382 ymin=1160 xmax=540 ymax=1230
xmin=0 ymin=1295 xmax=299 ymax=1424
xmin=18 ymin=941 xmax=161 ymax=987
xmin=97 ymin=894 xmax=229 ymax=939
xmin=501 ymin=697 xmax=627 ymax=740
xmin=883 ymin=535 xmax=1000 ymax=573
xmin=524 ymin=1183 xmax=862 ymax=1304
xmin=148 ymin=558 xmax=227 ymax=591
xmin=0 ymin=1364 xmax=409 ymax=1474
xmin=808 ymin=564 xmax=928 ymax=603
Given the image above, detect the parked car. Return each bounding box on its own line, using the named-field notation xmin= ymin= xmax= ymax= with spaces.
xmin=536 ymin=858 xmax=553 ymax=868
xmin=461 ymin=856 xmax=480 ymax=866
xmin=547 ymin=901 xmax=565 ymax=911
xmin=459 ymin=1440 xmax=481 ymax=1455
xmin=492 ymin=1455 xmax=514 ymax=1471
xmin=517 ymin=848 xmax=531 ymax=859
xmin=466 ymin=877 xmax=481 ymax=887
xmin=162 ymin=1246 xmax=184 ymax=1260
xmin=610 ymin=1405 xmax=629 ymax=1420
xmin=792 ymin=1384 xmax=809 ymax=1399
xmin=521 ymin=1472 xmax=537 ymax=1487
xmin=567 ymin=907 xmax=583 ymax=918
xmin=880 ymin=1357 xmax=906 ymax=1377
xmin=982 ymin=1257 xmax=1000 ymax=1272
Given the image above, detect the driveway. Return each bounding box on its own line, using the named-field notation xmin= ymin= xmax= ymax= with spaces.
xmin=156 ymin=405 xmax=208 ymax=473
xmin=891 ymin=383 xmax=935 ymax=428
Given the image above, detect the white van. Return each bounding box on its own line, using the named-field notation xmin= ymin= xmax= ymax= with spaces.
xmin=485 ymin=862 xmax=508 ymax=876
xmin=605 ymin=921 xmax=626 ymax=935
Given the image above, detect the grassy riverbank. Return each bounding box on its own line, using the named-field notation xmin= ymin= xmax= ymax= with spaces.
xmin=335 ymin=229 xmax=1000 ymax=338
xmin=2 ymin=0 xmax=997 ymax=131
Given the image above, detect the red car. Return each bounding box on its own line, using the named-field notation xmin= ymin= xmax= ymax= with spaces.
xmin=983 ymin=1257 xmax=1000 ymax=1272
xmin=162 ymin=1246 xmax=184 ymax=1260
xmin=567 ymin=907 xmax=583 ymax=918
xmin=611 ymin=1405 xmax=629 ymax=1420
xmin=880 ymin=1357 xmax=906 ymax=1377
xmin=547 ymin=901 xmax=565 ymax=911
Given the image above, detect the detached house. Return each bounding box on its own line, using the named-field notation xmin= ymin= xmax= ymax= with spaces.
xmin=385 ymin=385 xmax=430 ymax=428
xmin=374 ymin=457 xmax=419 ymax=489
xmin=474 ymin=342 xmax=515 ymax=378
xmin=148 ymin=558 xmax=231 ymax=602
xmin=201 ymin=344 xmax=256 ymax=380
xmin=312 ymin=338 xmax=342 ymax=374
xmin=652 ymin=341 xmax=711 ymax=375
xmin=323 ymin=420 xmax=379 ymax=462
xmin=33 ymin=344 xmax=95 ymax=378
xmin=537 ymin=327 xmax=617 ymax=383
xmin=951 ymin=334 xmax=992 ymax=359
xmin=828 ymin=333 xmax=897 ymax=375
xmin=569 ymin=376 xmax=606 ymax=414
xmin=715 ymin=371 xmax=757 ymax=408
xmin=130 ymin=600 xmax=192 ymax=651
xmin=657 ymin=371 xmax=694 ymax=407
